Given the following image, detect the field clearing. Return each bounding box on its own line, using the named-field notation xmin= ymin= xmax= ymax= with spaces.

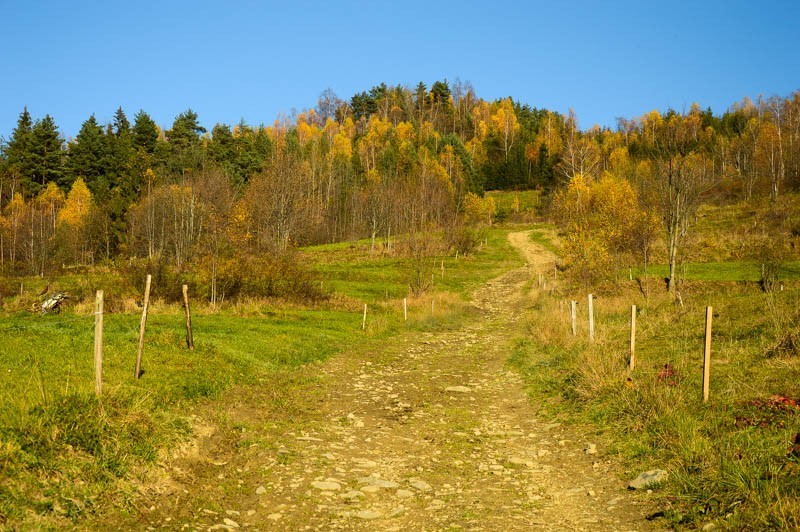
xmin=0 ymin=228 xmax=523 ymax=527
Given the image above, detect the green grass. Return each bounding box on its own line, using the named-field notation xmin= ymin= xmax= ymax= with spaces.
xmin=632 ymin=261 xmax=800 ymax=282
xmin=511 ymin=228 xmax=800 ymax=529
xmin=486 ymin=189 xmax=544 ymax=217
xmin=0 ymin=226 xmax=523 ymax=528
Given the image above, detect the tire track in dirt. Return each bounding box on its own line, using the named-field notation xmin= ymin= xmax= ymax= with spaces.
xmin=126 ymin=230 xmax=658 ymax=530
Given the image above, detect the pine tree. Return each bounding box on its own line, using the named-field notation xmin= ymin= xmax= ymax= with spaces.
xmin=29 ymin=115 xmax=64 ymax=192
xmin=5 ymin=108 xmax=34 ymax=191
xmin=132 ymin=110 xmax=158 ymax=153
xmin=67 ymin=115 xmax=108 ymax=193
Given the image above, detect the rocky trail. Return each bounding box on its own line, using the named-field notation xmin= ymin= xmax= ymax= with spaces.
xmin=125 ymin=231 xmax=658 ymax=530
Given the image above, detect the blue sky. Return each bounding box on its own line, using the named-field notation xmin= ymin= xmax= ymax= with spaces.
xmin=1 ymin=0 xmax=798 ymax=140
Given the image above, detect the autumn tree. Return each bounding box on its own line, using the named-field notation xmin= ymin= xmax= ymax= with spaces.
xmin=56 ymin=178 xmax=92 ymax=265
xmin=636 ymin=108 xmax=718 ymax=292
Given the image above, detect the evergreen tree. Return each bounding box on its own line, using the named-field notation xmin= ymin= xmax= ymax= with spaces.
xmin=67 ymin=115 xmax=108 ymax=193
xmin=167 ymin=109 xmax=206 ymax=173
xmin=5 ymin=107 xmax=34 ymax=191
xmin=132 ymin=110 xmax=158 ymax=153
xmin=29 ymin=115 xmax=64 ymax=192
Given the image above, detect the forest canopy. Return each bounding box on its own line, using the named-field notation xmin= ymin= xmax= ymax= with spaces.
xmin=1 ymin=81 xmax=799 ymax=295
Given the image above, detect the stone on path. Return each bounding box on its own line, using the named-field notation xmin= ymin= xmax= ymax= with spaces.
xmin=445 ymin=386 xmax=471 ymax=393
xmin=255 ymin=485 xmax=267 ymax=495
xmin=355 ymin=509 xmax=382 ymax=520
xmin=311 ymin=481 xmax=341 ymax=491
xmin=628 ymin=469 xmax=667 ymax=490
xmin=359 ymin=477 xmax=399 ymax=489
xmin=584 ymin=443 xmax=597 ymax=455
xmin=409 ymin=479 xmax=433 ymax=492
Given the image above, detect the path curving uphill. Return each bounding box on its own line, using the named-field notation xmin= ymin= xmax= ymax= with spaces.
xmin=126 ymin=230 xmax=657 ymax=530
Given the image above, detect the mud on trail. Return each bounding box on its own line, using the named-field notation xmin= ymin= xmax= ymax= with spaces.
xmin=121 ymin=231 xmax=658 ymax=530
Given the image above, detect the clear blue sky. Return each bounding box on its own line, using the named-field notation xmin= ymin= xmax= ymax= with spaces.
xmin=2 ymin=0 xmax=798 ymax=140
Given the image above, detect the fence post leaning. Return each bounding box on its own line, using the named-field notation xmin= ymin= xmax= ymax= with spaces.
xmin=703 ymin=306 xmax=713 ymax=403
xmin=570 ymin=300 xmax=577 ymax=336
xmin=182 ymin=284 xmax=194 ymax=350
xmin=629 ymin=304 xmax=636 ymax=371
xmin=362 ymin=303 xmax=367 ymax=330
xmin=94 ymin=290 xmax=104 ymax=398
xmin=135 ymin=274 xmax=152 ymax=379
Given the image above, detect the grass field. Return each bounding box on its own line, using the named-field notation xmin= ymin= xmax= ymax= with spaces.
xmin=0 ymin=228 xmax=523 ymax=527
xmin=511 ymin=224 xmax=800 ymax=529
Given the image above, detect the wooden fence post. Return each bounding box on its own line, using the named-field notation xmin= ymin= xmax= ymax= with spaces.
xmin=182 ymin=284 xmax=194 ymax=350
xmin=403 ymin=298 xmax=407 ymax=321
xmin=570 ymin=300 xmax=577 ymax=336
xmin=588 ymin=294 xmax=595 ymax=342
xmin=362 ymin=303 xmax=367 ymax=330
xmin=441 ymin=259 xmax=445 ymax=279
xmin=703 ymin=306 xmax=713 ymax=403
xmin=629 ymin=304 xmax=636 ymax=371
xmin=94 ymin=290 xmax=104 ymax=398
xmin=135 ymin=274 xmax=152 ymax=379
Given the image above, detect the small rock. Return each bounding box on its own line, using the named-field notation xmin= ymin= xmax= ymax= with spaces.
xmin=584 ymin=443 xmax=597 ymax=455
xmin=361 ymin=485 xmax=381 ymax=494
xmin=702 ymin=523 xmax=716 ymax=530
xmin=311 ymin=481 xmax=341 ymax=491
xmin=267 ymin=513 xmax=282 ymax=521
xmin=223 ymin=518 xmax=240 ymax=528
xmin=355 ymin=510 xmax=382 ymax=520
xmin=395 ymin=489 xmax=414 ymax=499
xmin=389 ymin=506 xmax=407 ymax=517
xmin=342 ymin=490 xmax=365 ymax=501
xmin=359 ymin=477 xmax=399 ymax=489
xmin=255 ymin=486 xmax=267 ymax=495
xmin=409 ymin=479 xmax=432 ymax=492
xmin=445 ymin=386 xmax=471 ymax=393
xmin=628 ymin=469 xmax=667 ymax=490
xmin=587 ymin=490 xmax=596 ymax=497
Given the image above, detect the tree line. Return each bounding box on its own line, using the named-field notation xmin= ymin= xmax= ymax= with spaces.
xmin=1 ymin=81 xmax=799 ymax=298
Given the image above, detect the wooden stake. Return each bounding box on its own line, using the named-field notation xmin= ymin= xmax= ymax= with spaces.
xmin=570 ymin=300 xmax=577 ymax=336
xmin=182 ymin=284 xmax=194 ymax=350
xmin=629 ymin=305 xmax=636 ymax=371
xmin=554 ymin=264 xmax=557 ymax=280
xmin=362 ymin=303 xmax=367 ymax=330
xmin=403 ymin=298 xmax=407 ymax=321
xmin=455 ymin=250 xmax=459 ymax=260
xmin=703 ymin=306 xmax=713 ymax=403
xmin=94 ymin=290 xmax=104 ymax=398
xmin=441 ymin=259 xmax=444 ymax=279
xmin=135 ymin=274 xmax=152 ymax=379
xmin=588 ymin=294 xmax=595 ymax=342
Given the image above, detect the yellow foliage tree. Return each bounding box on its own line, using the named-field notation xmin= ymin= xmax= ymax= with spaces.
xmin=553 ymin=173 xmax=646 ymax=284
xmin=58 ymin=178 xmax=92 ymax=228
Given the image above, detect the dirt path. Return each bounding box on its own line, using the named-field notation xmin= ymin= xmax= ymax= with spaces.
xmin=127 ymin=231 xmax=657 ymax=530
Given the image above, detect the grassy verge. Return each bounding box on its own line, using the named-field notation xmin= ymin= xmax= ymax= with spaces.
xmin=0 ymin=227 xmax=522 ymax=528
xmin=510 ymin=235 xmax=800 ymax=528
xmin=632 ymin=261 xmax=800 ymax=282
